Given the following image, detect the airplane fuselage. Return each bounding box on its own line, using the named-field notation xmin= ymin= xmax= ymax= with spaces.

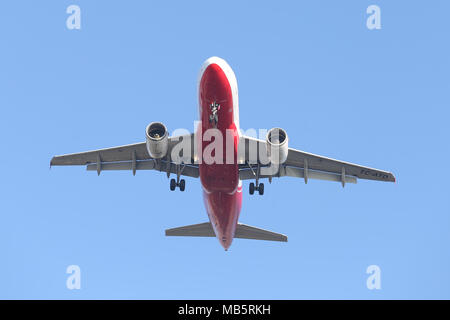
xmin=197 ymin=57 xmax=242 ymax=250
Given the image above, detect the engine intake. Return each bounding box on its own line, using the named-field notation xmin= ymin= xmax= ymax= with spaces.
xmin=266 ymin=127 xmax=288 ymax=164
xmin=146 ymin=122 xmax=169 ymax=159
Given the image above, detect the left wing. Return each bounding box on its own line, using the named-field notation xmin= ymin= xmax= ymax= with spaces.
xmin=51 ymin=142 xmax=149 ymax=166
xmin=50 ymin=134 xmax=199 ymax=178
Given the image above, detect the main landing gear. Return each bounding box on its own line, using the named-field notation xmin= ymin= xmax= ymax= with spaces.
xmin=247 ymin=162 xmax=265 ymax=195
xmin=169 ymin=164 xmax=186 ymax=192
xmin=249 ymin=181 xmax=264 ymax=195
xmin=170 ymin=178 xmax=185 ymax=191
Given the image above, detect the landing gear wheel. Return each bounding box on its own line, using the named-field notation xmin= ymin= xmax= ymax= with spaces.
xmin=258 ymin=183 xmax=264 ymax=195
xmin=170 ymin=178 xmax=176 ymax=191
xmin=179 ymin=179 xmax=186 ymax=192
xmin=249 ymin=182 xmax=255 ymax=195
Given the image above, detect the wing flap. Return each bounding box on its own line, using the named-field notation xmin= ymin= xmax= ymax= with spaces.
xmin=239 ymin=166 xmax=357 ymax=184
xmin=86 ymin=160 xmax=199 ymax=178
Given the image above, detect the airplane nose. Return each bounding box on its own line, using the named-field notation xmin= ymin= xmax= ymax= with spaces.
xmin=206 ymin=63 xmax=223 ymax=78
xmin=200 ymin=63 xmax=230 ymax=101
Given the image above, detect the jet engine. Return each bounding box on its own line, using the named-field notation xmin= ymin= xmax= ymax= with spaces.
xmin=266 ymin=127 xmax=288 ymax=164
xmin=146 ymin=122 xmax=169 ymax=159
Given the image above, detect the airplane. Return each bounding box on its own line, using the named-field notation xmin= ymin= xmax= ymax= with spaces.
xmin=51 ymin=56 xmax=395 ymax=250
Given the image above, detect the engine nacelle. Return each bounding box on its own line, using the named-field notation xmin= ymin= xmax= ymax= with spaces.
xmin=266 ymin=127 xmax=288 ymax=164
xmin=146 ymin=122 xmax=169 ymax=159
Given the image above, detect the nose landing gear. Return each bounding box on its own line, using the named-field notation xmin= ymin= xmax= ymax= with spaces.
xmin=209 ymin=101 xmax=220 ymax=128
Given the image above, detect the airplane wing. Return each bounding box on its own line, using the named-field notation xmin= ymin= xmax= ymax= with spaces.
xmin=238 ymin=135 xmax=395 ymax=185
xmin=50 ymin=133 xmax=199 ymax=178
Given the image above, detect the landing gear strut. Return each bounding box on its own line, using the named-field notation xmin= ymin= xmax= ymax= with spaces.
xmin=169 ymin=164 xmax=186 ymax=192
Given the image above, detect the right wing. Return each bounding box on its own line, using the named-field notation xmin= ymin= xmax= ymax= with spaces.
xmin=50 ymin=134 xmax=199 ymax=178
xmin=284 ymin=147 xmax=395 ymax=182
xmin=239 ymin=135 xmax=395 ymax=184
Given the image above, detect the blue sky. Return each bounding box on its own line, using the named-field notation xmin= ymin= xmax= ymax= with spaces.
xmin=1 ymin=0 xmax=449 ymax=299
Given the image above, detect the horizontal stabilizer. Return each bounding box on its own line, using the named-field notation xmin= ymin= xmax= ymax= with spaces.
xmin=165 ymin=222 xmax=287 ymax=242
xmin=235 ymin=223 xmax=287 ymax=242
xmin=165 ymin=222 xmax=215 ymax=237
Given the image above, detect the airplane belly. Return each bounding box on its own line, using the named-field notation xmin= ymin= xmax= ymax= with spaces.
xmin=197 ymin=58 xmax=242 ymax=249
xmin=198 ymin=61 xmax=239 ymax=194
xmin=203 ymin=182 xmax=243 ymax=250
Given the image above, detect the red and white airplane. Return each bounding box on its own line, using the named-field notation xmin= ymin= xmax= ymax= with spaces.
xmin=51 ymin=57 xmax=395 ymax=250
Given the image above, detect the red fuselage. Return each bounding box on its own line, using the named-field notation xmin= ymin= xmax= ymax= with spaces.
xmin=197 ymin=57 xmax=242 ymax=250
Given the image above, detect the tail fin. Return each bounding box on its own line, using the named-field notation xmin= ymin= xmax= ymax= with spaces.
xmin=165 ymin=222 xmax=287 ymax=242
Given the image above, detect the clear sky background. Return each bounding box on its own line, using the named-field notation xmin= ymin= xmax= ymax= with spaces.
xmin=1 ymin=0 xmax=449 ymax=299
